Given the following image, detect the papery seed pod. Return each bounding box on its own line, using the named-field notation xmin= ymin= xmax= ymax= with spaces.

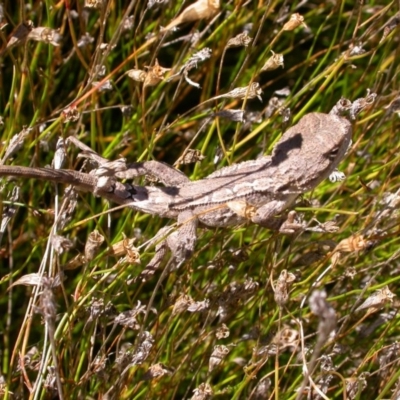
xmin=215 ymin=323 xmax=230 ymax=339
xmin=274 ymin=269 xmax=296 ymax=307
xmin=127 ymin=69 xmax=147 ymax=82
xmin=0 ymin=186 xmax=20 ymax=242
xmin=252 ymin=378 xmax=271 ymax=399
xmin=224 ymin=82 xmax=263 ymax=101
xmin=380 ymin=12 xmax=400 ymax=43
xmin=187 ymin=299 xmax=210 ymax=312
xmin=176 ymin=149 xmax=205 ymax=165
xmin=334 ymin=234 xmax=369 ymax=253
xmin=282 ymin=13 xmax=306 ymax=31
xmin=85 ymin=230 xmax=105 ymax=261
xmin=209 ymin=345 xmax=229 ymax=372
xmin=144 ymin=59 xmax=170 ymax=87
xmin=226 ymin=32 xmax=252 ymax=48
xmin=62 ymin=106 xmax=80 ymax=122
xmin=213 ymin=109 xmax=245 ymax=122
xmin=53 ymin=137 xmax=66 ymax=170
xmin=28 ymin=27 xmax=62 ymax=46
xmin=355 ymin=286 xmax=395 ymax=313
xmin=51 ymin=234 xmax=73 ymax=255
xmin=261 ymin=51 xmax=284 ymax=71
xmin=5 ymin=20 xmax=33 ymax=50
xmin=172 ymin=294 xmax=194 ymax=315
xmin=271 ymin=326 xmax=299 ymax=351
xmin=85 ymin=0 xmax=105 ymax=8
xmin=143 ymin=363 xmax=172 ymax=381
xmin=348 ymin=41 xmax=366 ymax=56
xmin=345 ymin=373 xmax=368 ymax=400
xmin=77 ymin=32 xmax=95 ymax=48
xmin=164 ymin=0 xmax=220 ymax=31
xmin=122 ymin=236 xmax=140 ymax=264
xmin=191 ymin=382 xmax=213 ymax=400
xmin=91 ymin=80 xmax=112 ymax=92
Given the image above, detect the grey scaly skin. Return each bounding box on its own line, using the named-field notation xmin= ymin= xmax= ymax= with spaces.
xmin=0 ymin=95 xmax=375 ymax=277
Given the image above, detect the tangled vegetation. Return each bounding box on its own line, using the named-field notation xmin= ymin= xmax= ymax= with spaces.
xmin=1 ymin=1 xmax=400 ymax=399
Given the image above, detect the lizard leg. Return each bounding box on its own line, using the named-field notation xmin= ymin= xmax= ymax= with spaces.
xmin=169 ymin=210 xmax=198 ymax=263
xmin=139 ymin=210 xmax=198 ymax=280
xmin=250 ymin=200 xmax=295 ymax=231
xmin=118 ymin=161 xmax=190 ymax=186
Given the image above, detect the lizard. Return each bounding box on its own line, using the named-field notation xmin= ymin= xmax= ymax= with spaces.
xmin=0 ymin=94 xmax=375 ymax=277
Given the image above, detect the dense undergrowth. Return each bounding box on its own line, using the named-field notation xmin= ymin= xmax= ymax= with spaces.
xmin=1 ymin=1 xmax=400 ymax=399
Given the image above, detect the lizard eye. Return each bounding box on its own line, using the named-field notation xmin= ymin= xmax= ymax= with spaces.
xmin=327 ymin=146 xmax=339 ymax=160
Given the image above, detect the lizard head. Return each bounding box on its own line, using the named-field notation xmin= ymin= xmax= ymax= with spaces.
xmin=272 ymin=112 xmax=352 ymax=191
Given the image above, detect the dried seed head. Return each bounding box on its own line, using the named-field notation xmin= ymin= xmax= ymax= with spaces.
xmin=144 ymin=59 xmax=170 ymax=87
xmin=130 ymin=331 xmax=154 ymax=366
xmin=252 ymin=378 xmax=271 ymax=399
xmin=1 ymin=128 xmax=31 ymax=163
xmin=85 ymin=0 xmax=105 ymax=8
xmin=28 ymin=27 xmax=62 ymax=46
xmin=114 ymin=302 xmax=147 ymax=329
xmin=380 ymin=12 xmax=400 ymax=43
xmin=77 ymin=32 xmax=95 ymax=48
xmin=215 ymin=323 xmax=230 ymax=339
xmin=260 ymin=51 xmax=284 ymax=72
xmin=355 ymin=286 xmax=395 ymax=313
xmin=164 ymin=0 xmax=220 ymax=31
xmin=91 ymin=80 xmax=113 ymax=92
xmin=345 ymin=373 xmax=368 ymax=400
xmin=187 ymin=299 xmax=210 ymax=312
xmin=385 ymin=96 xmax=400 ymax=114
xmin=213 ymin=109 xmax=245 ymax=122
xmin=86 ymin=298 xmax=116 ymax=322
xmin=62 ymin=106 xmax=80 ymax=122
xmin=274 ymin=269 xmax=296 ymax=307
xmin=172 ymin=294 xmax=194 ymax=315
xmin=167 ymin=48 xmax=212 ymax=88
xmin=226 ymin=32 xmax=252 ymax=48
xmin=176 ymin=149 xmax=205 ymax=165
xmin=122 ymin=15 xmax=134 ymax=32
xmin=10 ymin=273 xmax=60 ymax=290
xmin=127 ymin=69 xmax=147 ymax=82
xmin=84 ymin=230 xmax=105 ymax=261
xmin=148 ymin=0 xmax=169 ymax=8
xmin=143 ymin=363 xmax=172 ymax=381
xmin=5 ymin=20 xmax=33 ymax=50
xmin=348 ymin=41 xmax=366 ymax=56
xmin=224 ymin=82 xmax=263 ymax=101
xmin=191 ymin=382 xmax=213 ymax=400
xmin=208 ymin=345 xmax=229 ymax=372
xmin=334 ymin=234 xmax=369 ymax=254
xmin=53 ymin=137 xmax=66 ymax=170
xmin=51 ymin=234 xmax=73 ymax=255
xmin=267 ymin=326 xmax=299 ymax=354
xmin=44 ymin=366 xmax=57 ymax=394
xmin=282 ymin=13 xmax=306 ymax=31
xmin=120 ymin=238 xmax=140 ymax=264
xmin=17 ymin=346 xmax=40 ymax=372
